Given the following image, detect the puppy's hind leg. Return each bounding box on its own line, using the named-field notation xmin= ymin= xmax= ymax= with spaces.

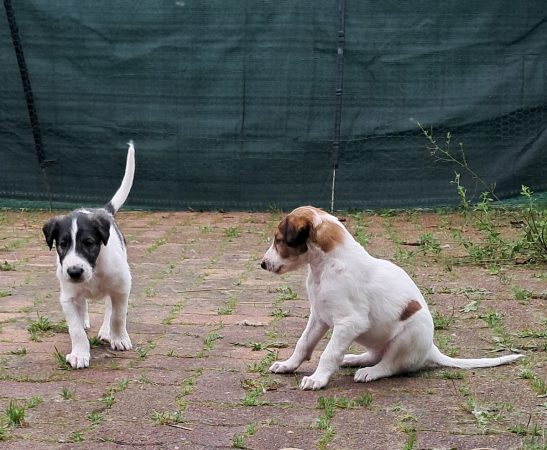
xmin=109 ymin=292 xmax=132 ymax=351
xmin=98 ymin=296 xmax=112 ymax=342
xmin=354 ymin=322 xmax=431 ymax=383
xmin=84 ymin=299 xmax=91 ymax=330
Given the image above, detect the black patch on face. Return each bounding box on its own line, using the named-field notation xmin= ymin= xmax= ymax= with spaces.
xmin=284 ymin=220 xmax=310 ymax=248
xmin=74 ymin=213 xmax=111 ymax=268
xmin=43 ymin=215 xmax=74 ymax=262
xmin=43 ymin=211 xmax=112 ymax=268
xmin=274 ymin=219 xmax=309 ymax=259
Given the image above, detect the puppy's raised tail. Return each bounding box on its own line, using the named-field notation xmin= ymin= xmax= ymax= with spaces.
xmin=427 ymin=345 xmax=523 ymax=369
xmin=104 ymin=141 xmax=135 ymax=215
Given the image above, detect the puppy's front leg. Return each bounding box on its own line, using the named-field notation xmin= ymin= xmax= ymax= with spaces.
xmin=300 ymin=325 xmax=356 ymax=390
xmin=109 ymin=292 xmax=132 ymax=351
xmin=270 ymin=311 xmax=328 ymax=374
xmin=61 ymin=296 xmax=90 ymax=369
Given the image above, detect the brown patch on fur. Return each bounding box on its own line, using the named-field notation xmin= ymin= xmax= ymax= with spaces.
xmin=313 ymin=220 xmax=345 ymax=252
xmin=400 ymin=299 xmax=422 ymax=321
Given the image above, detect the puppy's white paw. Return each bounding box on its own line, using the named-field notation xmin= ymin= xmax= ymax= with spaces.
xmin=110 ymin=333 xmax=132 ymax=351
xmin=354 ymin=367 xmax=382 ymax=383
xmin=66 ymin=352 xmax=90 ymax=369
xmin=84 ymin=319 xmax=91 ymax=330
xmin=269 ymin=360 xmax=297 ymax=374
xmin=300 ymin=375 xmax=327 ymax=390
xmin=98 ymin=326 xmax=110 ymax=342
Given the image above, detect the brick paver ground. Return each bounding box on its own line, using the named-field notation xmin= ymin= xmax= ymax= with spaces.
xmin=0 ymin=209 xmax=545 ymax=449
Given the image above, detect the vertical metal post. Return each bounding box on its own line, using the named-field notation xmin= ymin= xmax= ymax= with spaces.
xmin=330 ymin=0 xmax=346 ymax=212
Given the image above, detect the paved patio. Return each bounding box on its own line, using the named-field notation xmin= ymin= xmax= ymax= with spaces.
xmin=0 ymin=209 xmax=545 ymax=449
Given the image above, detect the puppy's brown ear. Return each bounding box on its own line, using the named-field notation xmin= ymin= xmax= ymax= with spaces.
xmin=284 ymin=216 xmax=311 ymax=248
xmin=42 ymin=218 xmax=59 ymax=250
xmin=93 ymin=213 xmax=111 ymax=246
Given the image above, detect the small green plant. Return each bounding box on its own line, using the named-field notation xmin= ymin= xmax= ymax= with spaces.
xmin=6 ymin=400 xmax=25 ymax=427
xmin=432 ymin=370 xmax=465 ymax=380
xmin=135 ymin=340 xmax=157 ymax=360
xmin=218 ymin=294 xmax=237 ymax=315
xmin=529 ymin=376 xmax=547 ymax=396
xmin=315 ymin=394 xmax=373 ymax=449
xmin=349 ymin=212 xmax=371 ymax=247
xmin=101 ymin=391 xmax=115 ymax=409
xmin=518 ymin=328 xmax=547 ymax=339
xmin=115 ymin=378 xmax=129 ymax=392
xmin=478 ymin=310 xmax=515 ymax=352
xmin=480 ymin=310 xmax=502 ymax=328
xmin=270 ymin=308 xmax=290 ymax=319
xmin=0 ymin=261 xmax=14 ymax=271
xmin=434 ymin=334 xmax=460 ymax=357
xmin=513 ymin=286 xmax=531 ymax=302
xmin=275 ymin=286 xmax=298 ymax=303
xmin=68 ymin=431 xmax=84 ymax=443
xmin=247 ymin=350 xmax=277 ymax=374
xmin=86 ymin=411 xmax=104 ymax=428
xmin=27 ymin=315 xmax=67 ymax=341
xmin=0 ymin=290 xmax=11 ymax=298
xmin=25 ymin=396 xmax=42 ymax=409
xmin=88 ymin=336 xmax=102 ymax=348
xmin=146 ymin=238 xmax=167 ymax=254
xmin=520 ymin=185 xmax=547 ymax=261
xmin=395 ymin=409 xmax=417 ymax=450
xmin=61 ymin=387 xmax=74 ymax=400
xmin=10 ymin=347 xmax=27 ymax=356
xmin=162 ymin=302 xmax=184 ymax=325
xmin=232 ymin=423 xmax=258 ymax=448
xmin=203 ymin=331 xmax=223 ymax=351
xmin=53 ymin=347 xmax=71 ymax=370
xmin=460 ymin=300 xmax=479 ymax=313
xmin=224 ymin=227 xmax=240 ymax=240
xmin=240 ymin=387 xmax=265 ymax=407
xmin=509 ymin=423 xmax=542 ymax=436
xmin=143 ymin=286 xmax=157 ymax=298
xmin=316 ymin=397 xmax=336 ymax=449
xmin=232 ymin=434 xmax=246 ymax=449
xmin=150 ymin=410 xmax=185 ymax=425
xmin=417 ymin=232 xmax=441 ymax=255
xmin=431 ymin=310 xmax=452 ymax=330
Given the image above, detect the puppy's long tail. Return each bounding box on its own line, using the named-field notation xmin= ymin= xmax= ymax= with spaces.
xmin=104 ymin=141 xmax=135 ymax=215
xmin=427 ymin=345 xmax=524 ymax=369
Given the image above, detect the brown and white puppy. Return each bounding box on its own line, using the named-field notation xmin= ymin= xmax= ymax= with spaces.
xmin=42 ymin=142 xmax=135 ymax=369
xmin=261 ymin=206 xmax=523 ymax=390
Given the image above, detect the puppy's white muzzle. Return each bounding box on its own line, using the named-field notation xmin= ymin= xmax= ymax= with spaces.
xmin=61 ymin=251 xmax=93 ymax=283
xmin=261 ymin=245 xmax=285 ymax=274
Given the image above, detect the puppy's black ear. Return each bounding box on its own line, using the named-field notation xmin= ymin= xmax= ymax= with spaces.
xmin=284 ymin=218 xmax=311 ymax=248
xmin=42 ymin=218 xmax=59 ymax=250
xmin=93 ymin=213 xmax=111 ymax=246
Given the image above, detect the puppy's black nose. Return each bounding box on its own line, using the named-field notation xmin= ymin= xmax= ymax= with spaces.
xmin=260 ymin=260 xmax=267 ymax=270
xmin=67 ymin=266 xmax=84 ymax=280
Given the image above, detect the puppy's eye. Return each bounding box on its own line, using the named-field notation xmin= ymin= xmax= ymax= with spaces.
xmin=58 ymin=241 xmax=69 ymax=249
xmin=83 ymin=239 xmax=95 ymax=247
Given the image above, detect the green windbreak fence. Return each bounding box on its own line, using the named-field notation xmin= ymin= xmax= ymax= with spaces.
xmin=1 ymin=1 xmax=546 ymax=211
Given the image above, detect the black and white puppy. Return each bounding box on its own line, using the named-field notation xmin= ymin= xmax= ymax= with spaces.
xmin=42 ymin=142 xmax=135 ymax=369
